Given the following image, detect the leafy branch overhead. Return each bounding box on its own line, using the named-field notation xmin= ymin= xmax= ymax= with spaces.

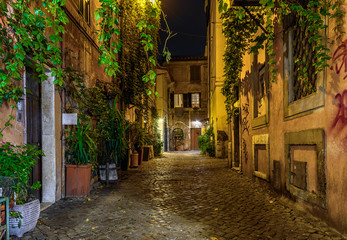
xmin=0 ymin=0 xmax=68 ymax=136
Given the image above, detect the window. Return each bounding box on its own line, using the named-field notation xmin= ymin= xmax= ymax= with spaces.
xmin=79 ymin=0 xmax=91 ymax=24
xmin=252 ymin=134 xmax=270 ymax=181
xmin=285 ymin=129 xmax=326 ymax=208
xmin=190 ymin=66 xmax=201 ymax=83
xmin=285 ymin=12 xmax=317 ymax=102
xmin=252 ymin=49 xmax=269 ymax=128
xmin=174 ymin=94 xmax=183 ymax=108
xmin=191 ymin=93 xmax=200 ymax=108
xmin=173 ymin=93 xmax=200 ymax=108
xmin=283 ymin=11 xmax=324 ymax=118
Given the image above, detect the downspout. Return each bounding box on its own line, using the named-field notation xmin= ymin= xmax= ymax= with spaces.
xmin=60 ymin=26 xmax=66 ymax=199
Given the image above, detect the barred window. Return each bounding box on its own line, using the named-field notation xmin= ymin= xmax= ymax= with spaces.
xmin=284 ymin=11 xmax=317 ymax=103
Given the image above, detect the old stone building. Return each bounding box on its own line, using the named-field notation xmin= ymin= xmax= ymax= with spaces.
xmin=163 ymin=56 xmax=208 ymax=151
xmin=206 ymin=0 xmax=347 ymax=233
xmin=0 ymin=0 xmax=110 ymax=204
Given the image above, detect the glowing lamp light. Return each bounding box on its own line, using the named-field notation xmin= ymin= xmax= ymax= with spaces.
xmin=158 ymin=118 xmax=163 ymax=123
xmin=194 ymin=120 xmax=200 ymax=127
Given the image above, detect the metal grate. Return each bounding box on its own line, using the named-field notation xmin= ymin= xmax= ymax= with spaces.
xmin=292 ymin=16 xmax=317 ymax=101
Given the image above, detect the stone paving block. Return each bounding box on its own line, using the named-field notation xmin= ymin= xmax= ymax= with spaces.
xmin=11 ymin=152 xmax=347 ymax=240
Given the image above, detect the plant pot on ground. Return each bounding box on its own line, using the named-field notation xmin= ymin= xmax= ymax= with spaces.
xmin=130 ymin=150 xmax=139 ymax=168
xmin=65 ymin=119 xmax=96 ymax=197
xmin=0 ymin=142 xmax=43 ymax=237
xmin=97 ymin=97 xmax=129 ymax=181
xmin=129 ymin=122 xmax=145 ymax=165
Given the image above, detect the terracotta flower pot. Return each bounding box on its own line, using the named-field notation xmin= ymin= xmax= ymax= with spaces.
xmin=176 ymin=145 xmax=184 ymax=151
xmin=66 ymin=164 xmax=92 ymax=197
xmin=131 ymin=153 xmax=139 ymax=168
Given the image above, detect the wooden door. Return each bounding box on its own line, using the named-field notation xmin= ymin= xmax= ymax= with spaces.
xmin=190 ymin=128 xmax=201 ymax=150
xmin=26 ymin=69 xmax=42 ymax=201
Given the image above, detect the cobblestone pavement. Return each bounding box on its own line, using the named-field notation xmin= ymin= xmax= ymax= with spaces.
xmin=15 ymin=152 xmax=346 ymax=240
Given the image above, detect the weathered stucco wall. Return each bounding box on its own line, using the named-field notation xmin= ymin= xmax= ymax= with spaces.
xmin=164 ymin=58 xmax=208 ymax=151
xmin=236 ymin=3 xmax=347 ymax=232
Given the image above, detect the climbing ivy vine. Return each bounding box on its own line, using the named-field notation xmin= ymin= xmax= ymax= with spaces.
xmin=217 ymin=0 xmax=345 ymax=121
xmin=0 ymin=0 xmax=68 ymax=136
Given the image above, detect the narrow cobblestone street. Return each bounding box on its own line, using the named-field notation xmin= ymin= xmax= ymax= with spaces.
xmin=17 ymin=152 xmax=346 ymax=240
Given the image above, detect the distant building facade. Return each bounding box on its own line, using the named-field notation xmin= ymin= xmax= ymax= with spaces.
xmin=164 ymin=56 xmax=208 ymax=151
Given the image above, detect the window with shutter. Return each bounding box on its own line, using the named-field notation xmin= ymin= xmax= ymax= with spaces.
xmin=191 ymin=93 xmax=200 ymax=108
xmin=174 ymin=94 xmax=183 ymax=108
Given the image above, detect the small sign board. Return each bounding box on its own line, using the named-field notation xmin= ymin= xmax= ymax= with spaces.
xmin=62 ymin=113 xmax=78 ymax=125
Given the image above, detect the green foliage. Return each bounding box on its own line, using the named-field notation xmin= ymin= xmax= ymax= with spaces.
xmin=62 ymin=69 xmax=128 ymax=167
xmin=65 ymin=120 xmax=96 ymax=165
xmin=218 ymin=0 xmax=345 ymax=121
xmin=198 ymin=126 xmax=215 ymax=157
xmin=151 ymin=107 xmax=163 ymax=156
xmin=99 ymin=97 xmax=129 ymax=165
xmin=95 ymin=0 xmax=121 ymax=78
xmin=130 ymin=122 xmax=146 ymax=151
xmin=221 ymin=7 xmax=260 ymax=121
xmin=0 ymin=142 xmax=43 ymax=204
xmin=0 ymin=0 xmax=68 ymax=133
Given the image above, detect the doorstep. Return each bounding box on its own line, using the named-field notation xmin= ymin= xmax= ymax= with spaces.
xmin=40 ymin=202 xmax=53 ymax=212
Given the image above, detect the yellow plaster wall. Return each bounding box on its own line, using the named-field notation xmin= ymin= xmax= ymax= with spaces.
xmin=235 ymin=4 xmax=347 ymax=232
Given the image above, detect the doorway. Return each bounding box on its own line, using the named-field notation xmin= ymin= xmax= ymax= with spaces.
xmin=26 ymin=68 xmax=42 ymax=201
xmin=233 ymin=109 xmax=240 ymax=168
xmin=190 ymin=128 xmax=201 ymax=150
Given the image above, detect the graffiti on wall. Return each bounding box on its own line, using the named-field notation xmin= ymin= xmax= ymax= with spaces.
xmin=242 ymin=138 xmax=248 ymax=164
xmin=241 ymin=103 xmax=250 ymax=134
xmin=330 ymin=39 xmax=347 ymax=79
xmin=332 ymin=90 xmax=347 ymax=128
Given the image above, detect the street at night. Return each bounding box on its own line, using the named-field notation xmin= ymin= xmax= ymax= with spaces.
xmin=14 ymin=152 xmax=346 ymax=240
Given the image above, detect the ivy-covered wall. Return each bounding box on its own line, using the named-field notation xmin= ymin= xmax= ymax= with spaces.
xmin=211 ymin=0 xmax=347 ymax=233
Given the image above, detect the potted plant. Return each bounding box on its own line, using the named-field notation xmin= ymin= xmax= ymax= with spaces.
xmin=98 ymin=97 xmax=129 ymax=181
xmin=130 ymin=149 xmax=139 ymax=168
xmin=176 ymin=141 xmax=184 ymax=151
xmin=0 ymin=142 xmax=43 ymax=237
xmin=65 ymin=119 xmax=96 ymax=197
xmin=132 ymin=122 xmax=145 ymax=166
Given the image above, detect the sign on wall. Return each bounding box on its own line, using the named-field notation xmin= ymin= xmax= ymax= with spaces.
xmin=62 ymin=113 xmax=78 ymax=125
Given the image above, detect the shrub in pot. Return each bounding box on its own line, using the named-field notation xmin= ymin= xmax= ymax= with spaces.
xmin=65 ymin=119 xmax=96 ymax=197
xmin=98 ymin=97 xmax=129 ymax=181
xmin=131 ymin=122 xmax=145 ymax=166
xmin=0 ymin=142 xmax=43 ymax=237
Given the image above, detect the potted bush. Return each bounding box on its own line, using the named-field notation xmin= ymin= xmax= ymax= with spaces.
xmin=98 ymin=97 xmax=129 ymax=181
xmin=132 ymin=122 xmax=146 ymax=166
xmin=0 ymin=142 xmax=43 ymax=237
xmin=65 ymin=119 xmax=96 ymax=197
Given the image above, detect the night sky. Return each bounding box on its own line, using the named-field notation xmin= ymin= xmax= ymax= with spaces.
xmin=159 ymin=0 xmax=207 ymax=58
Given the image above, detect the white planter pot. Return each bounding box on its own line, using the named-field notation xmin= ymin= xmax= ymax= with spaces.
xmin=99 ymin=164 xmax=118 ymax=181
xmin=9 ymin=199 xmax=40 ymax=237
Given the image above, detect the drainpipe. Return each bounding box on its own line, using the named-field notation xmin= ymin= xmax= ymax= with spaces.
xmin=60 ymin=30 xmax=66 ymax=199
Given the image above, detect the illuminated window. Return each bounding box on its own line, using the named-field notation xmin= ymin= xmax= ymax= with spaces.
xmin=174 ymin=94 xmax=183 ymax=108
xmin=191 ymin=93 xmax=200 ymax=108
